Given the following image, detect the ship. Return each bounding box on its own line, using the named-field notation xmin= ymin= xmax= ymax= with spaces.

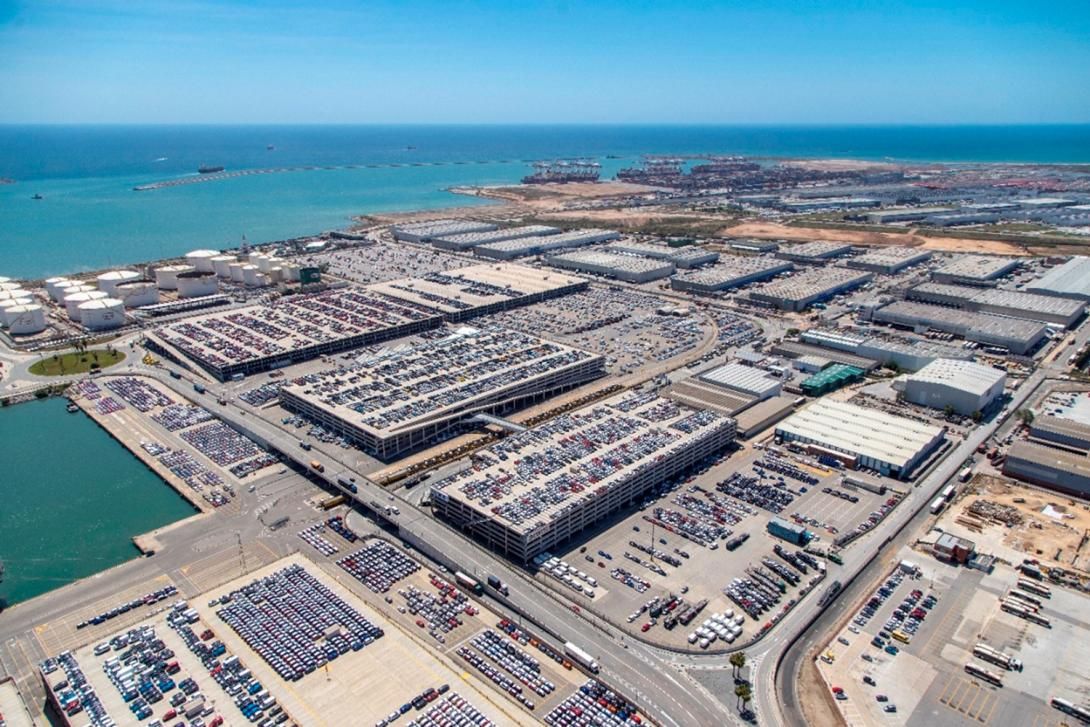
xmin=522 ymin=159 xmax=600 ymax=184
xmin=197 ymin=165 xmax=225 ymax=174
xmin=266 ymin=145 xmax=275 ymax=151
xmin=31 ymin=193 xmax=43 ymax=200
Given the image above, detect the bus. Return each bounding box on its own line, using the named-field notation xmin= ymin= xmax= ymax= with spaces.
xmin=964 ymin=663 xmax=1003 ymax=687
xmin=1051 ymin=697 xmax=1090 ymax=723
xmin=891 ymin=629 xmax=911 ymax=644
xmin=929 ymin=496 xmax=946 ymax=515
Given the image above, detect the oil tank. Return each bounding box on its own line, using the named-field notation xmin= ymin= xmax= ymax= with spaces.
xmin=176 ymin=271 xmax=219 ymax=298
xmin=229 ymin=262 xmax=245 ymax=282
xmin=268 ymin=267 xmax=283 ymax=283
xmin=45 ymin=277 xmax=72 ymax=300
xmin=211 ymin=255 xmax=237 ymax=278
xmin=51 ymin=280 xmax=83 ymax=302
xmin=0 ymin=282 xmax=24 ymax=296
xmin=0 ymin=276 xmax=11 ymax=284
xmin=185 ymin=249 xmax=220 ymax=273
xmin=0 ymin=289 xmax=29 ymax=304
xmin=114 ymin=280 xmax=160 ymax=308
xmin=7 ymin=304 xmax=47 ymax=335
xmin=242 ymin=265 xmax=261 ymax=286
xmin=155 ymin=264 xmax=196 ymax=290
xmin=0 ymin=298 xmax=33 ymax=327
xmin=64 ymin=290 xmax=109 ymax=320
xmin=97 ymin=270 xmax=141 ymax=296
xmin=79 ymin=298 xmax=126 ymax=331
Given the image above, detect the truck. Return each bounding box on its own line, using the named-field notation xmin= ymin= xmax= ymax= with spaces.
xmin=486 ymin=575 xmax=509 ymax=596
xmin=958 ymin=467 xmax=973 ymax=483
xmin=942 ymin=484 xmax=957 ymax=500
xmin=336 ymin=475 xmax=358 ymax=494
xmin=563 ymin=642 xmax=600 ymax=673
xmin=310 ymin=460 xmax=324 ymax=473
xmin=973 ymin=643 xmax=1023 ymax=672
xmin=193 ymin=383 xmax=205 ymax=394
xmin=168 ymin=370 xmax=182 ymax=379
xmin=1017 ymin=579 xmax=1051 ymax=599
xmin=965 ymin=663 xmax=1003 ymax=687
xmin=454 ymin=571 xmax=483 ymax=596
xmin=929 ymin=496 xmax=946 ymax=515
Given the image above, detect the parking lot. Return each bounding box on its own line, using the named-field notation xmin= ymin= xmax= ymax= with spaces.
xmin=817 ymin=547 xmax=1090 ymax=726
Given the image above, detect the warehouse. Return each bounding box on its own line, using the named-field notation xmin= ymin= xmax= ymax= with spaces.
xmin=367 ymin=263 xmax=587 ymax=322
xmin=771 ymin=340 xmax=878 ymax=371
xmin=698 ymin=362 xmax=783 ymax=402
xmin=846 ymin=246 xmax=933 ymax=274
xmin=775 ymin=399 xmax=946 ymax=479
xmin=778 ymin=197 xmax=880 ymax=213
xmin=545 ymin=249 xmax=676 ymax=283
xmin=862 ymin=207 xmax=953 ymax=224
xmin=146 ymin=288 xmax=442 ymax=381
xmin=281 ymin=327 xmax=605 ymax=460
xmin=603 ymin=240 xmax=719 ymax=268
xmin=775 ymin=241 xmax=852 ymax=265
xmin=894 ymin=359 xmax=1006 ymax=416
xmin=670 ymin=258 xmax=793 ymax=294
xmin=430 ymin=225 xmax=560 ymax=251
xmin=1002 ymin=441 xmax=1090 ymax=498
xmin=391 ymin=219 xmax=497 ymax=243
xmin=472 ymin=228 xmax=620 ymax=260
xmin=930 ymin=255 xmax=1020 ymax=285
xmin=729 ymin=239 xmax=780 ymax=253
xmin=872 ymin=301 xmax=1047 ymax=355
xmin=1028 ymin=415 xmax=1090 ymax=453
xmin=799 ymin=364 xmax=864 ymax=396
xmin=800 ymin=328 xmax=972 ymax=372
xmin=747 ymin=267 xmax=874 ymax=312
xmin=1027 ymin=257 xmax=1090 ymax=301
xmin=907 ymin=282 xmax=1085 ymax=328
xmin=430 ymin=391 xmax=736 ymax=563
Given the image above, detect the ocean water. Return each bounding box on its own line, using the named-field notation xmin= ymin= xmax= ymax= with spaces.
xmin=2 ymin=124 xmax=1089 ymax=279
xmin=0 ymin=398 xmax=197 ymax=605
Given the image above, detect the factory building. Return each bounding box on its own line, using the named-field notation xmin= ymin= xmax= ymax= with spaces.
xmin=430 ymin=225 xmax=561 ymax=251
xmin=367 ymin=263 xmax=587 ymax=323
xmin=862 ymin=207 xmax=954 ymax=224
xmin=799 ymin=364 xmax=865 ymax=396
xmin=602 ymin=241 xmax=719 ymax=268
xmin=729 ymin=239 xmax=780 ymax=253
xmin=923 ymin=212 xmax=1001 ymax=227
xmin=1027 ymin=257 xmax=1090 ymax=301
xmin=873 ymin=301 xmax=1047 ymax=355
xmin=775 ymin=399 xmax=946 ymax=479
xmin=930 ymin=255 xmax=1020 ymax=286
xmin=894 ymin=359 xmax=1006 ymax=416
xmin=775 ymin=241 xmax=853 ymax=265
xmin=846 ymin=246 xmax=933 ymax=274
xmin=771 ymin=341 xmax=878 ymax=371
xmin=281 ymin=327 xmax=605 ymax=460
xmin=747 ymin=267 xmax=874 ymax=312
xmin=392 ymin=219 xmax=498 ymax=243
xmin=430 ymin=391 xmax=736 ymax=563
xmin=778 ymin=197 xmax=880 ymax=212
xmin=1028 ymin=415 xmax=1090 ymax=453
xmin=697 ymin=362 xmax=783 ymax=402
xmin=907 ymin=282 xmax=1084 ymax=328
xmin=800 ymin=328 xmax=972 ymax=372
xmin=472 ymin=228 xmax=620 ymax=260
xmin=545 ymin=250 xmax=675 ymax=283
xmin=1003 ymin=441 xmax=1090 ymax=498
xmin=670 ymin=258 xmax=793 ymax=295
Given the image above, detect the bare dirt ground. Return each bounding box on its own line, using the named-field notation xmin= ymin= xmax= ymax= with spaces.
xmin=462 ymin=181 xmax=660 ymax=207
xmin=780 ymin=158 xmax=901 ymax=172
xmin=800 ymin=653 xmax=848 ymax=727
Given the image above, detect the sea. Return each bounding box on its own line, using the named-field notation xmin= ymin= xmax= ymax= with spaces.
xmin=2 ymin=124 xmax=1090 ymax=280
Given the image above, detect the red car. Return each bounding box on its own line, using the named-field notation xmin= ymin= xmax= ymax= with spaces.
xmin=641 ymin=623 xmax=651 ymax=632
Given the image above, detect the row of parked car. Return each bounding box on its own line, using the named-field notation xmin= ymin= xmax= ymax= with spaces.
xmin=543 ymin=679 xmax=643 ymax=727
xmin=76 ymin=585 xmax=179 ymax=630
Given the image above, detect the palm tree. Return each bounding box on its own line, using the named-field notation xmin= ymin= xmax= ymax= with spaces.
xmin=729 ymin=651 xmax=747 ymax=678
xmin=735 ymin=683 xmax=752 ymax=711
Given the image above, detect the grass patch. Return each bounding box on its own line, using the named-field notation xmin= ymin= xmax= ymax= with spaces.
xmin=29 ymin=349 xmax=125 ymax=376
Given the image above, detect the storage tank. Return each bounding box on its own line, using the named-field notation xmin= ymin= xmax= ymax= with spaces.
xmin=0 ymin=297 xmax=33 ymax=327
xmin=211 ymin=255 xmax=237 ymax=278
xmin=0 ymin=282 xmax=24 ymax=295
xmin=255 ymin=255 xmax=274 ymax=273
xmin=51 ymin=280 xmax=82 ymax=302
xmin=97 ymin=270 xmax=140 ymax=296
xmin=45 ymin=277 xmax=71 ymax=300
xmin=229 ymin=262 xmax=245 ymax=282
xmin=64 ymin=284 xmax=95 ymax=297
xmin=0 ymin=289 xmax=28 ymax=303
xmin=0 ymin=276 xmax=11 ymax=285
xmin=155 ymin=264 xmax=196 ymax=290
xmin=268 ymin=266 xmax=283 ymax=283
xmin=114 ymin=280 xmax=160 ymax=308
xmin=185 ymin=249 xmax=220 ymax=273
xmin=64 ymin=290 xmax=109 ymax=320
xmin=242 ymin=265 xmax=261 ymax=286
xmin=176 ymin=271 xmax=219 ymax=298
xmin=79 ymin=298 xmax=125 ymax=331
xmin=7 ymin=304 xmax=47 ymax=335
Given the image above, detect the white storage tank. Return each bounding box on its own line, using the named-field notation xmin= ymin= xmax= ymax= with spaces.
xmin=7 ymin=304 xmax=47 ymax=335
xmin=79 ymin=298 xmax=125 ymax=331
xmin=229 ymin=262 xmax=245 ymax=283
xmin=45 ymin=277 xmax=71 ymax=300
xmin=155 ymin=264 xmax=196 ymax=290
xmin=211 ymin=255 xmax=237 ymax=278
xmin=114 ymin=280 xmax=160 ymax=308
xmin=64 ymin=284 xmax=95 ymax=297
xmin=255 ymin=255 xmax=274 ymax=273
xmin=176 ymin=271 xmax=219 ymax=298
xmin=0 ymin=297 xmax=33 ymax=327
xmin=64 ymin=290 xmax=109 ymax=320
xmin=97 ymin=270 xmax=140 ymax=296
xmin=0 ymin=276 xmax=11 ymax=284
xmin=185 ymin=249 xmax=220 ymax=273
xmin=0 ymin=281 xmax=22 ymax=293
xmin=242 ymin=265 xmax=260 ymax=286
xmin=0 ymin=289 xmax=28 ymax=304
xmin=268 ymin=266 xmax=283 ymax=283
xmin=51 ymin=280 xmax=83 ymax=302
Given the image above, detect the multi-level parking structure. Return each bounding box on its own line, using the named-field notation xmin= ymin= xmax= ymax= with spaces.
xmin=544 ymin=249 xmax=677 ymax=283
xmin=472 ymin=229 xmax=621 ymax=260
xmin=429 ymin=225 xmax=561 ymax=251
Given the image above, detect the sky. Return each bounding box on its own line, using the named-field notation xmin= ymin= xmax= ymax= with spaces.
xmin=1 ymin=0 xmax=1088 ymax=125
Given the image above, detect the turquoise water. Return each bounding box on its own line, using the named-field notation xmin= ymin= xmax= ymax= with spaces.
xmin=2 ymin=124 xmax=1089 ymax=280
xmin=0 ymin=398 xmax=197 ymax=606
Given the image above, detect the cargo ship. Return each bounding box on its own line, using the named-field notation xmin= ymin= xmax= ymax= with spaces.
xmin=197 ymin=165 xmax=225 ymax=174
xmin=522 ymin=159 xmax=600 ymax=184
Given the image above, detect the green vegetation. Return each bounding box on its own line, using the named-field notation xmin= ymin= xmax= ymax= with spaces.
xmin=30 ymin=348 xmax=125 ymax=376
xmin=1018 ymin=408 xmax=1035 ymax=425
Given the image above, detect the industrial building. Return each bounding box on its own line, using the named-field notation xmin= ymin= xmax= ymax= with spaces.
xmin=778 ymin=197 xmax=880 ymax=213
xmin=846 ymin=246 xmax=933 ymax=274
xmin=1002 ymin=441 xmax=1090 ymax=498
xmin=775 ymin=241 xmax=853 ymax=265
xmin=907 ymin=282 xmax=1085 ymax=328
xmin=430 ymin=391 xmax=736 ymax=563
xmin=930 ymin=255 xmax=1020 ymax=286
xmin=545 ymin=250 xmax=676 ymax=283
xmin=472 ymin=229 xmax=620 ymax=260
xmin=747 ymin=267 xmax=874 ymax=312
xmin=800 ymin=328 xmax=972 ymax=372
xmin=367 ymin=263 xmax=587 ymax=322
xmin=862 ymin=207 xmax=954 ymax=224
xmin=430 ymin=225 xmax=560 ymax=251
xmin=771 ymin=340 xmax=879 ymax=371
xmin=281 ymin=327 xmax=605 ymax=460
xmin=894 ymin=359 xmax=1006 ymax=416
xmin=697 ymin=362 xmax=783 ymax=401
xmin=147 ymin=288 xmax=442 ymax=381
xmin=670 ymin=258 xmax=793 ymax=294
xmin=729 ymin=239 xmax=780 ymax=253
xmin=799 ymin=364 xmax=864 ymax=396
xmin=392 ymin=219 xmax=498 ymax=243
xmin=775 ymin=399 xmax=946 ymax=478
xmin=1028 ymin=415 xmax=1090 ymax=453
xmin=767 ymin=517 xmax=812 ymax=546
xmin=872 ymin=301 xmax=1048 ymax=355
xmin=1026 ymin=257 xmax=1090 ymax=301
xmin=602 ymin=241 xmax=720 ymax=268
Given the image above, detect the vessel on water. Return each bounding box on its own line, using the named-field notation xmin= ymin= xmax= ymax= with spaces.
xmin=197 ymin=165 xmax=225 ymax=174
xmin=266 ymin=145 xmax=275 ymax=151
xmin=66 ymin=401 xmax=79 ymax=413
xmin=31 ymin=193 xmax=43 ymax=200
xmin=522 ymin=159 xmax=600 ymax=184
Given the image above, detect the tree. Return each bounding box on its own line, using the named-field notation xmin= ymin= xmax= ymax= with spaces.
xmin=971 ymin=410 xmax=983 ymax=423
xmin=943 ymin=404 xmax=954 ymax=417
xmin=735 ymin=683 xmax=753 ymax=711
xmin=1018 ymin=408 xmax=1035 ymax=425
xmin=729 ymin=651 xmax=747 ymax=677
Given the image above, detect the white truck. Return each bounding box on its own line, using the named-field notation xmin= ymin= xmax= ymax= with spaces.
xmin=564 ymin=642 xmax=600 ymax=673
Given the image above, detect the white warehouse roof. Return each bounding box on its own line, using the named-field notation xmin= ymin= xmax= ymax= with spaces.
xmin=1027 ymin=257 xmax=1090 ymax=300
xmin=903 ymin=359 xmax=1006 ymax=397
xmin=698 ymin=362 xmax=782 ymax=399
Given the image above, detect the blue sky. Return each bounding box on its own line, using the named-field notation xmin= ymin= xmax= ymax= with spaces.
xmin=1 ymin=0 xmax=1088 ymax=124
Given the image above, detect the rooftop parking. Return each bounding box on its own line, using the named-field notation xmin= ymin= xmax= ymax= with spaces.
xmin=297 ymin=242 xmax=467 ymax=285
